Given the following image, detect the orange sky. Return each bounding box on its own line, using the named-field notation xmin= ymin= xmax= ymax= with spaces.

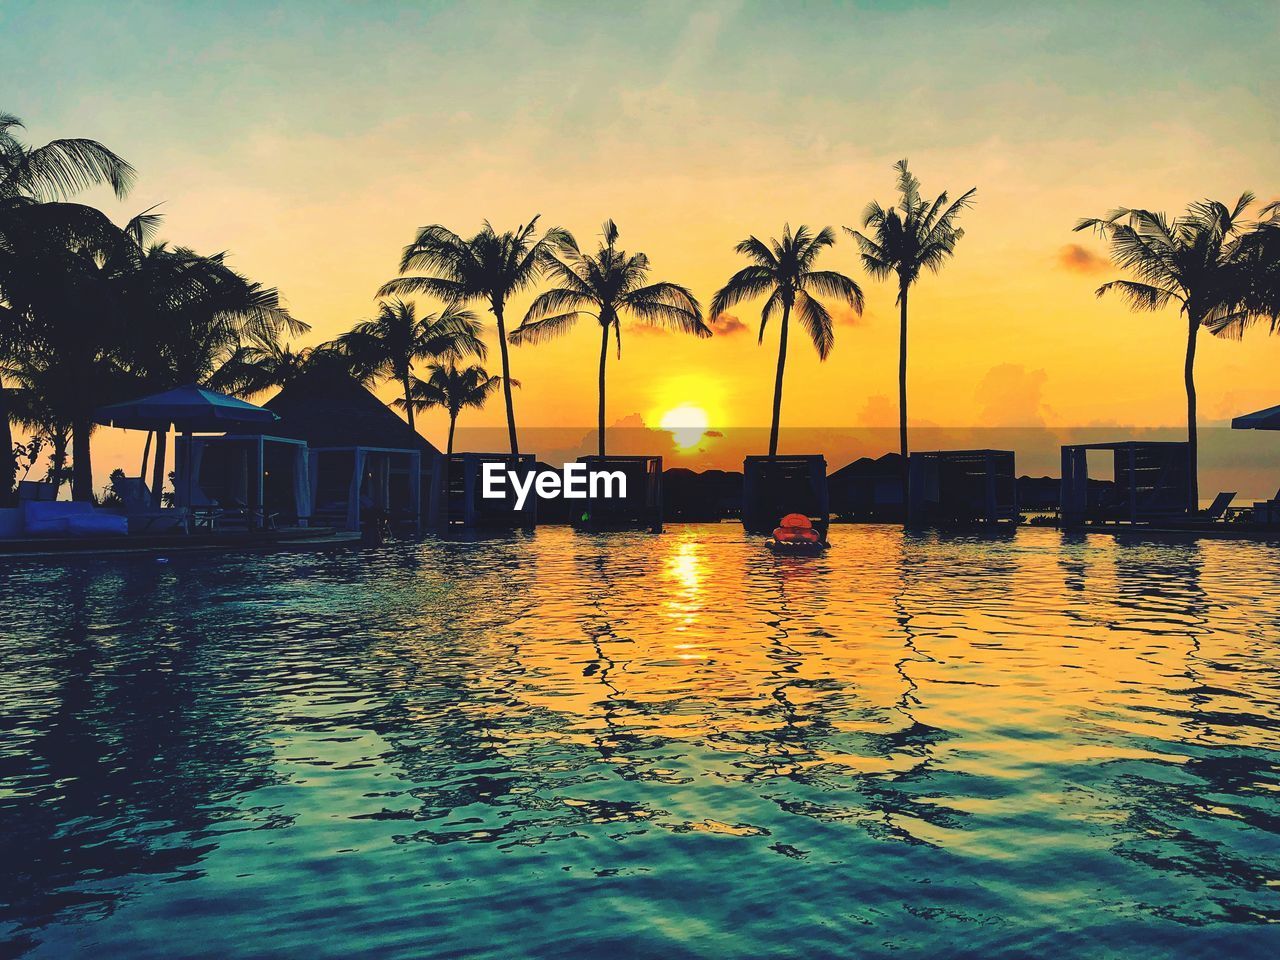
xmin=4 ymin=1 xmax=1278 ymax=483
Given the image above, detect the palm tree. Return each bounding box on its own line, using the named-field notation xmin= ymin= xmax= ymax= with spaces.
xmin=1230 ymin=202 xmax=1280 ymax=332
xmin=220 ymin=340 xmax=368 ymax=398
xmin=710 ymin=224 xmax=863 ymax=458
xmin=394 ymin=363 xmax=507 ymax=456
xmin=113 ymin=217 xmax=305 ymax=505
xmin=0 ymin=111 xmax=133 ymax=501
xmin=7 ymin=354 xmax=73 ymax=496
xmin=847 ymin=160 xmax=975 ymax=522
xmin=1075 ymin=194 xmax=1275 ymax=509
xmin=510 ymin=220 xmax=709 ymax=456
xmin=379 ymin=216 xmax=569 ymax=456
xmin=0 ymin=201 xmax=134 ymax=500
xmin=332 ymin=298 xmax=484 ymax=432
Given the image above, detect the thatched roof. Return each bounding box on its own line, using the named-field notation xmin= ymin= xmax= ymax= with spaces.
xmin=263 ymin=368 xmax=440 ymax=455
xmin=829 ymin=452 xmax=903 ymax=480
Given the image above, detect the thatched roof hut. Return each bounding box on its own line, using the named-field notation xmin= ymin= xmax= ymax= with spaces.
xmin=264 ymin=367 xmax=440 ymax=456
xmin=263 ymin=367 xmax=438 ymax=531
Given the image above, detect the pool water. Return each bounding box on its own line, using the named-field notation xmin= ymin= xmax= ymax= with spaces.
xmin=2 ymin=525 xmax=1279 ymax=958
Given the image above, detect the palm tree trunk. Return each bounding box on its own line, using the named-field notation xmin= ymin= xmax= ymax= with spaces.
xmin=50 ymin=430 xmax=69 ymax=497
xmin=139 ymin=430 xmax=153 ymax=482
xmin=598 ymin=323 xmax=609 ymax=457
xmin=71 ymin=419 xmax=93 ymax=501
xmin=447 ymin=413 xmax=457 ymax=457
xmin=768 ymin=300 xmax=791 ymax=458
xmin=493 ymin=301 xmax=519 ymax=457
xmin=899 ymin=283 xmax=910 ymax=526
xmin=151 ymin=429 xmax=168 ymax=508
xmin=1185 ymin=315 xmax=1199 ymax=511
xmin=0 ymin=384 xmax=14 ymax=504
xmin=402 ymin=374 xmax=415 ymax=433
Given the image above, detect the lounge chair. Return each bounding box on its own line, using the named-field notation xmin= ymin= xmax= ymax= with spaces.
xmin=110 ymin=474 xmax=150 ymax=507
xmin=184 ymin=484 xmax=226 ymax=532
xmin=1198 ymin=491 xmax=1236 ymax=520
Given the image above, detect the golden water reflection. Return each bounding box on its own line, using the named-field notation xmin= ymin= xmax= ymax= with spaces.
xmin=4 ymin=525 xmax=1280 ymax=955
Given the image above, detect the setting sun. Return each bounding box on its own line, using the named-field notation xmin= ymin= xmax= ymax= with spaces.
xmin=659 ymin=404 xmax=710 ymax=449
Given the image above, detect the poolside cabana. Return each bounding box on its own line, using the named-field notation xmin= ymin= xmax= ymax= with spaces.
xmin=1060 ymin=441 xmax=1190 ymax=528
xmin=264 ymin=367 xmax=437 ymax=534
xmin=1231 ymin=404 xmax=1280 ymax=525
xmin=93 ymin=384 xmax=282 ymax=534
xmin=742 ymin=455 xmax=828 ymax=536
xmin=431 ymin=453 xmax=537 ymax=530
xmin=574 ymin=455 xmax=663 ymax=532
xmin=179 ymin=434 xmax=311 ymax=529
xmin=908 ymin=450 xmax=1018 ymax=525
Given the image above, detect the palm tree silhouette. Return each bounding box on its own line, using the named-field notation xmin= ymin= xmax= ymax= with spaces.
xmin=223 ymin=341 xmax=371 ymax=397
xmin=1 ymin=112 xmax=133 ymax=502
xmin=394 ymin=363 xmax=507 ymax=456
xmin=7 ymin=352 xmax=73 ymax=496
xmin=710 ymin=224 xmax=862 ymax=458
xmin=510 ymin=220 xmax=708 ymax=456
xmin=332 ymin=298 xmax=484 ymax=433
xmin=0 ymin=202 xmax=135 ymax=499
xmin=1228 ymin=202 xmax=1280 ymax=336
xmin=1076 ymin=195 xmax=1274 ymax=509
xmin=379 ymin=217 xmax=568 ymax=456
xmin=115 ymin=213 xmax=304 ymax=504
xmin=847 ymin=160 xmax=975 ymax=523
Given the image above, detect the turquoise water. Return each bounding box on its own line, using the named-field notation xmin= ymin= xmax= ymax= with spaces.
xmin=2 ymin=525 xmax=1279 ymax=958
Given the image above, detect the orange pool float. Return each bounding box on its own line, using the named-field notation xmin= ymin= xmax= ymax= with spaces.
xmin=772 ymin=513 xmax=821 ymax=544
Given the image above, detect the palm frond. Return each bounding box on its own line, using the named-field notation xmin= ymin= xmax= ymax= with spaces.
xmin=710 ymin=265 xmax=775 ymax=317
xmin=8 ymin=137 xmax=135 ymax=201
xmin=794 ymin=292 xmax=834 ymax=359
xmin=801 ymin=269 xmax=864 ymax=313
xmin=1094 ymin=279 xmax=1178 ymax=311
xmin=508 ymin=311 xmax=583 ymax=345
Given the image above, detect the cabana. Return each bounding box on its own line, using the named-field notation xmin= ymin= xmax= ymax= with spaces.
xmin=264 ymin=368 xmax=436 ymax=534
xmin=1060 ymin=441 xmax=1189 ymax=528
xmin=1231 ymin=404 xmax=1280 ymax=525
xmin=179 ymin=434 xmax=311 ymax=529
xmin=742 ymin=455 xmax=828 ymax=536
xmin=94 ymin=384 xmax=281 ymax=534
xmin=575 ymin=455 xmax=662 ymax=532
xmin=431 ymin=453 xmax=537 ymax=530
xmin=908 ymin=449 xmax=1018 ymax=525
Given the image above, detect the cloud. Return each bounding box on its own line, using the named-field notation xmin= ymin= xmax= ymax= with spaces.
xmin=857 ymin=394 xmax=897 ymax=427
xmin=975 ymin=363 xmax=1054 ymax=426
xmin=710 ymin=312 xmax=748 ymax=335
xmin=1056 ymin=243 xmax=1110 ymax=274
xmin=830 ymin=304 xmax=864 ymax=328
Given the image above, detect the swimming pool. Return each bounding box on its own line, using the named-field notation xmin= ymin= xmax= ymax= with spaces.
xmin=2 ymin=526 xmax=1278 ymax=957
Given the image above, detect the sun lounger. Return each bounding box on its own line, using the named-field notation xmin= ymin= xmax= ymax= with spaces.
xmin=110 ymin=474 xmax=151 ymax=507
xmin=21 ymin=500 xmax=128 ymax=536
xmin=1198 ymin=492 xmax=1236 ymax=520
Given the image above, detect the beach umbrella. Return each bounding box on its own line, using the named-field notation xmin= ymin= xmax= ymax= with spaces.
xmin=94 ymin=384 xmax=279 ymax=432
xmin=1231 ymin=404 xmax=1280 ymax=431
xmin=93 ymin=384 xmax=280 ymax=521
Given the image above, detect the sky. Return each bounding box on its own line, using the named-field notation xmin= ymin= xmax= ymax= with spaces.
xmin=2 ymin=0 xmax=1279 ymax=478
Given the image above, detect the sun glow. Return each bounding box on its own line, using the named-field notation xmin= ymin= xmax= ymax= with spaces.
xmin=659 ymin=404 xmax=710 ymax=449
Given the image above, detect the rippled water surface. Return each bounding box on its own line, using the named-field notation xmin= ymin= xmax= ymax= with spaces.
xmin=2 ymin=525 xmax=1280 ymax=958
